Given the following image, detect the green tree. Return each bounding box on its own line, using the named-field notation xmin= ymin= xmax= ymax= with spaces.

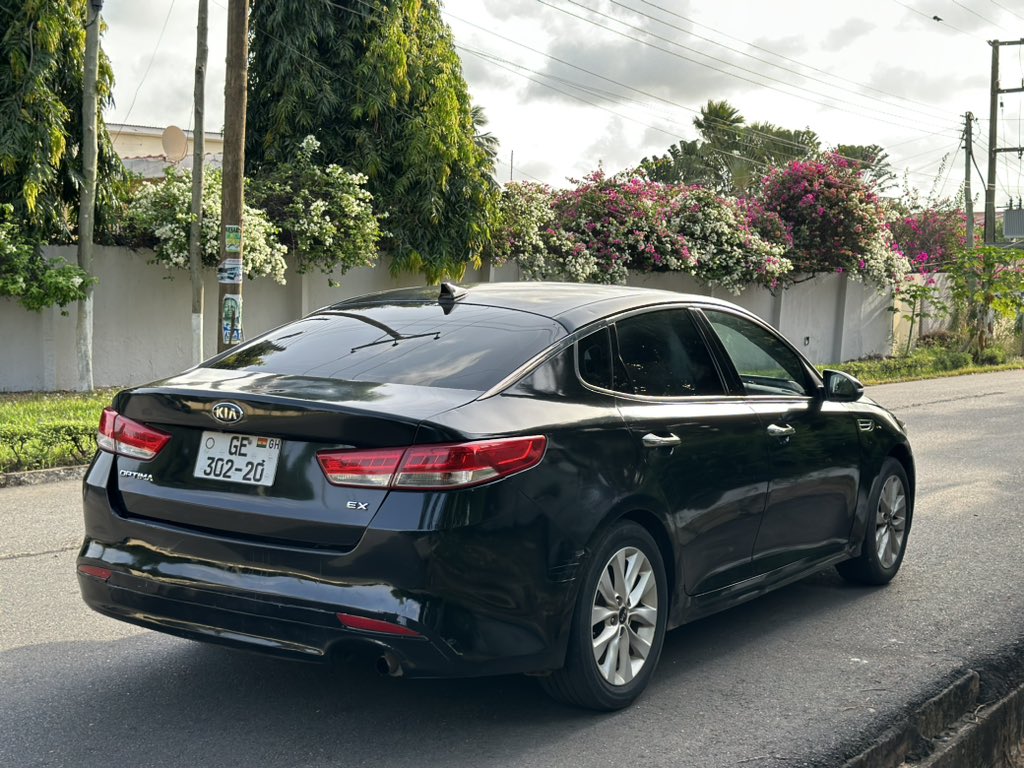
xmin=0 ymin=0 xmax=126 ymax=314
xmin=834 ymin=143 xmax=896 ymax=192
xmin=246 ymin=0 xmax=498 ymax=282
xmin=638 ymin=101 xmax=818 ymax=195
xmin=0 ymin=0 xmax=126 ymax=243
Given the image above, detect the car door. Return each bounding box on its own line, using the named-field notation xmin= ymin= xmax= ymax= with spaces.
xmin=599 ymin=308 xmax=771 ymax=596
xmin=698 ymin=308 xmax=861 ymax=575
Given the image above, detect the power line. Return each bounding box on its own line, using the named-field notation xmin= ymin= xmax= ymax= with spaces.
xmin=609 ymin=0 xmax=955 ymax=123
xmin=445 ymin=7 xmax=961 ymax=170
xmin=112 ymin=0 xmax=176 ymax=139
xmin=536 ymin=0 xmax=964 ymax=134
xmin=949 ymin=0 xmax=1003 ymax=29
xmin=989 ymin=0 xmax=1024 ymax=23
xmin=890 ymin=0 xmax=973 ymax=36
xmin=633 ymin=0 xmax=956 ymax=121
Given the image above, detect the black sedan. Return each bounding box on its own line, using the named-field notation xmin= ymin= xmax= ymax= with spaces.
xmin=77 ymin=282 xmax=914 ymax=710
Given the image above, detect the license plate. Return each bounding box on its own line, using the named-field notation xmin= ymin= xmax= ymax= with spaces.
xmin=194 ymin=431 xmax=282 ymax=487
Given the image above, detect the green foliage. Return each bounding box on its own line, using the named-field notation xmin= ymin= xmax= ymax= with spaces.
xmin=639 ymin=100 xmax=819 ymax=196
xmin=833 ymin=346 xmax=978 ymax=384
xmin=0 ymin=389 xmax=112 ymax=472
xmin=249 ymin=136 xmax=382 ymax=281
xmin=0 ymin=0 xmax=128 ymax=243
xmin=0 ymin=204 xmax=92 ymax=311
xmin=247 ymin=0 xmax=499 ymax=282
xmin=126 ymin=168 xmax=288 ymax=284
xmin=833 ymin=144 xmax=896 ymax=192
xmin=945 ymin=246 xmax=1024 ymax=352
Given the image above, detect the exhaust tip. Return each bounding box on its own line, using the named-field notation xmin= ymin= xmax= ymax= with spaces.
xmin=376 ymin=652 xmax=404 ymax=677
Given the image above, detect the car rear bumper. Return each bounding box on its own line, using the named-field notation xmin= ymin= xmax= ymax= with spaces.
xmin=77 ymin=455 xmax=578 ymax=678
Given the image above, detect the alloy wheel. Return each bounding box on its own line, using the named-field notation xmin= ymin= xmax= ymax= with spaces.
xmin=590 ymin=546 xmax=659 ymax=686
xmin=875 ymin=475 xmax=907 ymax=569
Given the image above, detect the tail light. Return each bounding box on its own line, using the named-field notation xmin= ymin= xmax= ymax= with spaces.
xmin=317 ymin=436 xmax=546 ymax=491
xmin=97 ymin=408 xmax=171 ymax=461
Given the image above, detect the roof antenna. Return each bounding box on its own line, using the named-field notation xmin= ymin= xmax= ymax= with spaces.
xmin=438 ymin=282 xmax=467 ymax=315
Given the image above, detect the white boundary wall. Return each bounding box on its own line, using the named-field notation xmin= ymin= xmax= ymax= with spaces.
xmin=0 ymin=246 xmax=896 ymax=392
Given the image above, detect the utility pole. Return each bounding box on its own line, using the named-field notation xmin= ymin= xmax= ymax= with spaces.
xmin=76 ymin=0 xmax=103 ymax=392
xmin=218 ymin=0 xmax=249 ymax=353
xmin=965 ymin=112 xmax=974 ymax=250
xmin=189 ymin=0 xmax=208 ymax=365
xmin=985 ymin=39 xmax=1024 ymax=244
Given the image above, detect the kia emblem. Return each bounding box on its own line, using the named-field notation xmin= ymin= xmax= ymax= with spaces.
xmin=211 ymin=402 xmax=244 ymax=424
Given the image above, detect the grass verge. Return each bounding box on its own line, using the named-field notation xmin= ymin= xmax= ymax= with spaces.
xmin=0 ymin=389 xmax=115 ymax=473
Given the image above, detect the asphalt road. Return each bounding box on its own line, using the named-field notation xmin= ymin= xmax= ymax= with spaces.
xmin=3 ymin=370 xmax=1024 ymax=768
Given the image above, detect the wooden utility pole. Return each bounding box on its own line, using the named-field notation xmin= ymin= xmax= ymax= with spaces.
xmin=76 ymin=0 xmax=103 ymax=391
xmin=217 ymin=0 xmax=249 ymax=353
xmin=965 ymin=112 xmax=974 ymax=250
xmin=189 ymin=0 xmax=208 ymax=365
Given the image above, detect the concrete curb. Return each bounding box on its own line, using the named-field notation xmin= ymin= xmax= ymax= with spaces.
xmin=844 ymin=672 xmax=981 ymax=768
xmin=0 ymin=465 xmax=88 ymax=488
xmin=919 ymin=679 xmax=1024 ymax=768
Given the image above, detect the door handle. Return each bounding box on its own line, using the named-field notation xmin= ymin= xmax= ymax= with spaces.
xmin=766 ymin=423 xmax=796 ymax=438
xmin=642 ymin=433 xmax=682 ymax=448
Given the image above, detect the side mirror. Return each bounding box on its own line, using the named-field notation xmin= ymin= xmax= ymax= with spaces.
xmin=822 ymin=369 xmax=864 ymax=402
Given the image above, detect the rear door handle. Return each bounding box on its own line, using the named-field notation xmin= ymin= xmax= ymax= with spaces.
xmin=642 ymin=433 xmax=682 ymax=448
xmin=766 ymin=424 xmax=796 ymax=438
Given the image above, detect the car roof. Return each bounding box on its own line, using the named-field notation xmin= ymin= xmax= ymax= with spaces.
xmin=327 ymin=282 xmax=744 ymax=333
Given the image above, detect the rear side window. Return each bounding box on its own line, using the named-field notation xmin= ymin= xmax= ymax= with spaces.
xmin=577 ymin=327 xmax=613 ymax=390
xmin=211 ymin=303 xmax=566 ymax=391
xmin=612 ymin=310 xmax=723 ymax=397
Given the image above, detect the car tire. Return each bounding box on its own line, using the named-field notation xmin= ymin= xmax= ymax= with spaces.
xmin=540 ymin=521 xmax=668 ymax=710
xmin=836 ymin=457 xmax=912 ymax=586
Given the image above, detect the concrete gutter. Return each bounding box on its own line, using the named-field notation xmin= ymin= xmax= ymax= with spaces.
xmin=844 ymin=644 xmax=1024 ymax=767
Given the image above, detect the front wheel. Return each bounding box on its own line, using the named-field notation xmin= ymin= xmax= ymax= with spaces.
xmin=540 ymin=521 xmax=668 ymax=710
xmin=837 ymin=457 xmax=912 ymax=585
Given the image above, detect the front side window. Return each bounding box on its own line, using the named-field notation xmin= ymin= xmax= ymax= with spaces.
xmin=612 ymin=310 xmax=723 ymax=397
xmin=703 ymin=310 xmax=810 ymax=397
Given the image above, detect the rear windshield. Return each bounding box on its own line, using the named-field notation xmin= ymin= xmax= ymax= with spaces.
xmin=210 ymin=303 xmax=567 ymax=391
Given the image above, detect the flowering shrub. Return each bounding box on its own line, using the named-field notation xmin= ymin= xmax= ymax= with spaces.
xmin=888 ymin=207 xmax=966 ymax=350
xmin=249 ymin=136 xmax=381 ymax=282
xmin=491 ymin=173 xmax=793 ymax=291
xmin=758 ymin=154 xmax=909 ymax=287
xmin=550 ymin=171 xmax=692 ymax=283
xmin=488 ymin=181 xmax=556 ymax=276
xmin=670 ymin=187 xmax=791 ymax=291
xmin=127 ymin=167 xmax=288 ymax=284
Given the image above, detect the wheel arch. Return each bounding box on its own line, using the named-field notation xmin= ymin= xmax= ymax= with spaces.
xmin=590 ymin=507 xmax=678 ymax=609
xmin=887 ymin=442 xmax=916 ymax=513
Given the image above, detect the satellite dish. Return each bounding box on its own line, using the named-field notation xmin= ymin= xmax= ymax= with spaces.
xmin=161 ymin=125 xmax=188 ymax=163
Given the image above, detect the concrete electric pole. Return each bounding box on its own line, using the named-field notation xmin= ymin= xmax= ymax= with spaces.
xmin=984 ymin=39 xmax=1024 ymax=245
xmin=189 ymin=0 xmax=208 ymax=364
xmin=965 ymin=112 xmax=974 ymax=250
xmin=76 ymin=0 xmax=103 ymax=391
xmin=217 ymin=0 xmax=249 ymax=353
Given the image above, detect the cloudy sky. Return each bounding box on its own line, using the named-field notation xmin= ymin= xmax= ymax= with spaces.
xmin=101 ymin=0 xmax=1024 ymax=202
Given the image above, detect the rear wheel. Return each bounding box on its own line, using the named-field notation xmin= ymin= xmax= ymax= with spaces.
xmin=837 ymin=457 xmax=911 ymax=585
xmin=540 ymin=521 xmax=668 ymax=710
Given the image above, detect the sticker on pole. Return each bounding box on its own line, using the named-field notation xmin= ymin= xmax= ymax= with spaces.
xmin=217 ymin=258 xmax=242 ymax=284
xmin=222 ymin=294 xmax=243 ymax=345
xmin=225 ymin=225 xmax=242 ymax=253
